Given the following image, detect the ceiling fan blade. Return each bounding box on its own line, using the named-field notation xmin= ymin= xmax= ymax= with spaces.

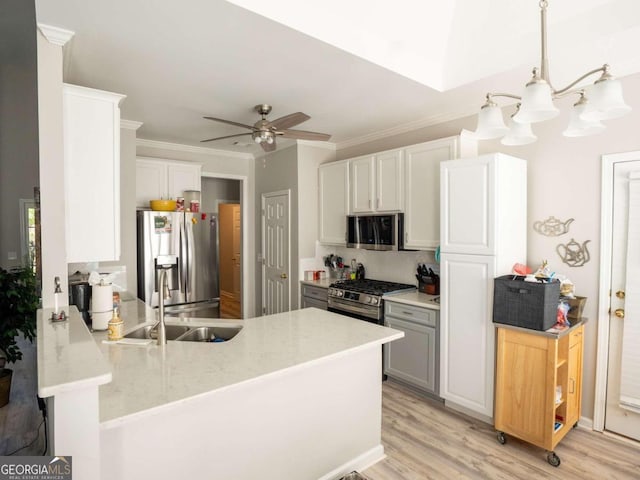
xmin=203 ymin=116 xmax=255 ymax=130
xmin=269 ymin=112 xmax=311 ymax=130
xmin=200 ymin=133 xmax=251 ymax=143
xmin=279 ymin=129 xmax=332 ymax=141
xmin=261 ymin=140 xmax=277 ymax=152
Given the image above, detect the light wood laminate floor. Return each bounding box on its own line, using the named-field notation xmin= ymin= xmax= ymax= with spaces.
xmin=364 ymin=380 xmax=640 ymax=480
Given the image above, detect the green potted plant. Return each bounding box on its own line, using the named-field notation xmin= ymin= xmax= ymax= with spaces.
xmin=0 ymin=266 xmax=39 ymax=407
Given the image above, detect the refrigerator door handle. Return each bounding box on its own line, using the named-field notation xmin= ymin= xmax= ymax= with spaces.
xmin=185 ymin=214 xmax=196 ymax=302
xmin=180 ymin=214 xmax=189 ymax=301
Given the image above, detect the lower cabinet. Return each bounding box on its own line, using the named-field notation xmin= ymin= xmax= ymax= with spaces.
xmin=384 ymin=301 xmax=439 ymax=396
xmin=301 ymin=284 xmax=328 ymax=310
xmin=494 ymin=324 xmax=584 ymax=465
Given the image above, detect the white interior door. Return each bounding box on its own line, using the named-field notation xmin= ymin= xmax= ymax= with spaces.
xmin=605 ymin=158 xmax=640 ymax=441
xmin=262 ymin=191 xmax=290 ymax=315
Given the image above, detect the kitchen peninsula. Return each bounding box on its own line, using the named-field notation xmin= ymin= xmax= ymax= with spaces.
xmin=37 ymin=301 xmax=402 ymax=480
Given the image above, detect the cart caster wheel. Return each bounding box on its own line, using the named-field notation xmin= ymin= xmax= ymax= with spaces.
xmin=496 ymin=431 xmax=507 ymax=445
xmin=573 ymin=422 xmax=578 ymax=429
xmin=547 ymin=452 xmax=561 ymax=467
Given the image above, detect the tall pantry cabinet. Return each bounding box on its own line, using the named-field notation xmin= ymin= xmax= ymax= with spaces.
xmin=439 ymin=153 xmax=527 ymax=419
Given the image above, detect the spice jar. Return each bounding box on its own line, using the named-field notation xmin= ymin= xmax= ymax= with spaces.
xmin=107 ymin=308 xmax=123 ymax=341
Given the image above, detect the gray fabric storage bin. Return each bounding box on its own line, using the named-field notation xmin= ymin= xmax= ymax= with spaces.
xmin=493 ymin=275 xmax=560 ymax=331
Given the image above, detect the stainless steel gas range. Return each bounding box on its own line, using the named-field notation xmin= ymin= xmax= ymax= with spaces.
xmin=327 ymin=279 xmax=416 ymax=324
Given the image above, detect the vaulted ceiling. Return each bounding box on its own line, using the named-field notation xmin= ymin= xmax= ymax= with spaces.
xmin=36 ymin=0 xmax=640 ymax=154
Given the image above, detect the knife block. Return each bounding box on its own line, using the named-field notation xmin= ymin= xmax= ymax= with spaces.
xmin=419 ymin=279 xmax=439 ymax=295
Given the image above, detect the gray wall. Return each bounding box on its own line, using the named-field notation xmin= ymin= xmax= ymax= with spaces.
xmin=0 ymin=0 xmax=39 ymax=269
xmin=333 ymin=72 xmax=640 ymax=423
xmin=201 ymin=177 xmax=240 ymax=213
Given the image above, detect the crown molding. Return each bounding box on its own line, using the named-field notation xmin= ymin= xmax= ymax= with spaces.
xmin=297 ymin=140 xmax=336 ymax=151
xmin=121 ymin=119 xmax=143 ymax=130
xmin=136 ymin=138 xmax=255 ymax=160
xmin=335 ymin=107 xmax=477 ymax=150
xmin=37 ymin=23 xmax=75 ymax=46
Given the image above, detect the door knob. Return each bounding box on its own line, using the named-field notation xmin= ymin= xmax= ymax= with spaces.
xmin=615 ymin=308 xmax=625 ymax=319
xmin=616 ymin=290 xmax=626 ymax=299
xmin=280 ymin=273 xmax=287 ymax=279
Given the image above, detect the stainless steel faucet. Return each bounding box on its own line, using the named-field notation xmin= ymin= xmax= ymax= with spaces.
xmin=154 ymin=262 xmax=174 ymax=345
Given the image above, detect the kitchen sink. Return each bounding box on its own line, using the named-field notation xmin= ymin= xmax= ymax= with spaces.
xmin=176 ymin=326 xmax=242 ymax=343
xmin=123 ymin=324 xmax=191 ymax=341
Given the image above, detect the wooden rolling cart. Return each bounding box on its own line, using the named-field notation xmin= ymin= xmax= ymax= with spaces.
xmin=494 ymin=321 xmax=585 ymax=467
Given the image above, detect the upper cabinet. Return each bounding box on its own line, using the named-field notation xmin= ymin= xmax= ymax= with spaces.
xmin=350 ymin=149 xmax=403 ymax=213
xmin=318 ymin=134 xmax=477 ymax=248
xmin=318 ymin=160 xmax=350 ymax=244
xmin=403 ymin=138 xmax=459 ymax=250
xmin=440 ymin=153 xmax=527 ymax=257
xmin=135 ymin=157 xmax=201 ymax=208
xmin=63 ymin=84 xmax=125 ymax=263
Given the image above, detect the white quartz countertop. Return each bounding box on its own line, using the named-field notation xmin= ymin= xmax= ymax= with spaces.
xmin=383 ymin=291 xmax=441 ymax=310
xmin=37 ymin=306 xmax=112 ymax=398
xmin=299 ymin=278 xmax=333 ymax=288
xmin=92 ymin=300 xmax=402 ymax=427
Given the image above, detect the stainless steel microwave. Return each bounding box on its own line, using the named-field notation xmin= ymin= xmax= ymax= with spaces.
xmin=346 ymin=213 xmax=409 ymax=251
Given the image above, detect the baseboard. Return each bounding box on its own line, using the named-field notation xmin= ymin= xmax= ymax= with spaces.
xmin=578 ymin=415 xmax=594 ymax=430
xmin=318 ymin=445 xmax=385 ymax=480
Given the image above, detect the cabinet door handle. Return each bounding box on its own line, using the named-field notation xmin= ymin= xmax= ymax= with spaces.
xmin=402 ymin=311 xmax=414 ymax=316
xmin=377 ymin=198 xmax=381 ymax=209
xmin=368 ymin=199 xmax=372 ymax=210
xmin=569 ymin=378 xmax=575 ymax=394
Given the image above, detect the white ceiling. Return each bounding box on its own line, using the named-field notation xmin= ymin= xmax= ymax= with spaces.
xmin=36 ymin=0 xmax=640 ymax=155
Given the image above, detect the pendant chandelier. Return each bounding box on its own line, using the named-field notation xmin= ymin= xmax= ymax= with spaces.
xmin=474 ymin=0 xmax=631 ymax=145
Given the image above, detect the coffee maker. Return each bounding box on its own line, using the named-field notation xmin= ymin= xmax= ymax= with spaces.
xmin=69 ymin=272 xmax=91 ymax=324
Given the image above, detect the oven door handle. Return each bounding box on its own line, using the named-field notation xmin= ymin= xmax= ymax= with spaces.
xmin=328 ymin=298 xmax=378 ymax=318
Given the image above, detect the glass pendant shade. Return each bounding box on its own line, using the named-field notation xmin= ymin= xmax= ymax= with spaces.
xmin=580 ymin=78 xmax=631 ymax=121
xmin=513 ymin=80 xmax=559 ymax=124
xmin=474 ymin=103 xmax=508 ymax=139
xmin=563 ymin=101 xmax=606 ymax=137
xmin=501 ymin=117 xmax=537 ymax=145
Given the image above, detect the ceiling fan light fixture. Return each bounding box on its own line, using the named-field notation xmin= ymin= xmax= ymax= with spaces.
xmin=253 ymin=132 xmax=263 ymax=144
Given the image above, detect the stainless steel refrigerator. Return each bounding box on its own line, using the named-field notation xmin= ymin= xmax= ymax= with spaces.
xmin=137 ymin=210 xmax=219 ymax=317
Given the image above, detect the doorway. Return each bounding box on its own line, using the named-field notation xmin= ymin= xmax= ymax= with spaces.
xmin=219 ymin=203 xmax=241 ymax=318
xmin=201 ymin=176 xmax=243 ymax=318
xmin=595 ymin=151 xmax=640 ymax=441
xmin=261 ymin=190 xmax=291 ymax=315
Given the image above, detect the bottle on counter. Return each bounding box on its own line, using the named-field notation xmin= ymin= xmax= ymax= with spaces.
xmin=350 ymin=259 xmax=357 ymax=280
xmin=107 ymin=307 xmax=124 ymax=341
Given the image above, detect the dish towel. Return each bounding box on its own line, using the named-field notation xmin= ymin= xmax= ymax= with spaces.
xmin=620 ymin=172 xmax=640 ymax=413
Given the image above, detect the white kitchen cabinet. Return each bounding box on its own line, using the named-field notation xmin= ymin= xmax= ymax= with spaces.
xmin=376 ymin=149 xmax=403 ymax=212
xmin=350 ymin=155 xmax=376 ymax=213
xmin=63 ymin=84 xmax=125 ymax=263
xmin=439 ymin=153 xmax=527 ymax=420
xmin=318 ymin=160 xmax=349 ymax=244
xmin=384 ymin=301 xmax=439 ymax=396
xmin=135 ymin=157 xmax=201 ymax=208
xmin=350 ymin=150 xmax=402 ymax=213
xmin=403 ymin=138 xmax=458 ymax=250
xmin=440 ymin=153 xmax=526 ymax=258
xmin=439 ymin=253 xmax=496 ymax=418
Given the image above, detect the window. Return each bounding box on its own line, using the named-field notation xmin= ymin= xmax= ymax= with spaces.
xmin=20 ymin=199 xmax=37 ymax=272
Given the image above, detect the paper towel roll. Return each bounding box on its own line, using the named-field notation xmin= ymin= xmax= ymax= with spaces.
xmin=92 ymin=284 xmax=113 ymax=313
xmin=92 ymin=311 xmax=111 ymax=331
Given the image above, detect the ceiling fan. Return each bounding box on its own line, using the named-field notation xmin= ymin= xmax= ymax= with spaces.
xmin=201 ymin=104 xmax=331 ymax=152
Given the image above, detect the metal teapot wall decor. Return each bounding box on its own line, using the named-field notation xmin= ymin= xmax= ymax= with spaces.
xmin=556 ymin=238 xmax=591 ymax=267
xmin=533 ymin=216 xmax=575 ymax=237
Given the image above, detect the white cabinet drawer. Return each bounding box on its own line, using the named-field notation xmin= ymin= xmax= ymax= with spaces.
xmin=385 ymin=301 xmax=436 ymax=327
